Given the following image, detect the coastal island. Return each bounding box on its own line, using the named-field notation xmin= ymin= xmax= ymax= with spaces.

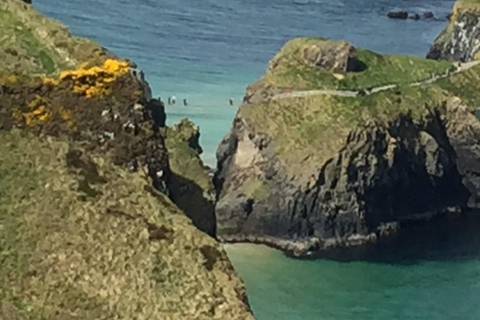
xmin=215 ymin=0 xmax=480 ymax=257
xmin=0 ymin=0 xmax=253 ymax=319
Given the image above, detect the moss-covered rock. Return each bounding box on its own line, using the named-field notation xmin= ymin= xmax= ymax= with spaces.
xmin=0 ymin=130 xmax=254 ymax=320
xmin=215 ymin=37 xmax=480 ymax=256
xmin=427 ymin=0 xmax=480 ymax=62
xmin=166 ymin=119 xmax=217 ymax=237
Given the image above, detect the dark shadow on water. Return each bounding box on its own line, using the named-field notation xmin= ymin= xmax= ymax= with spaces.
xmin=308 ymin=210 xmax=480 ymax=265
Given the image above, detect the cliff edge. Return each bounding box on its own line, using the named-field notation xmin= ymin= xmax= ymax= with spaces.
xmin=0 ymin=1 xmax=252 ymax=318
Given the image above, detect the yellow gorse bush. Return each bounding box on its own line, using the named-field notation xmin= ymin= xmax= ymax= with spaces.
xmin=23 ymin=95 xmax=52 ymax=127
xmin=59 ymin=59 xmax=131 ymax=98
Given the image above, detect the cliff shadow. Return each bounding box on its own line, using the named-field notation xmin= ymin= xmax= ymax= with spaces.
xmin=307 ymin=210 xmax=480 ymax=265
xmin=168 ymin=173 xmax=217 ymax=238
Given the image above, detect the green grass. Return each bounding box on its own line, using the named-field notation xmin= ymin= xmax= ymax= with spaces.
xmin=0 ymin=9 xmax=59 ymax=76
xmin=0 ymin=130 xmax=253 ymax=320
xmin=0 ymin=0 xmax=108 ymax=81
xmin=251 ymin=38 xmax=454 ymax=92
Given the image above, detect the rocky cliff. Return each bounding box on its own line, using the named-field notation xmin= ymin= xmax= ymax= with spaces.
xmin=427 ymin=0 xmax=480 ymax=62
xmin=215 ymin=38 xmax=480 ymax=256
xmin=0 ymin=1 xmax=253 ymax=319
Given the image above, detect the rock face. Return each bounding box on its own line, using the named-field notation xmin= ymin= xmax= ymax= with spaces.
xmin=215 ymin=99 xmax=480 ymax=255
xmin=166 ymin=119 xmax=217 ymax=237
xmin=427 ymin=0 xmax=480 ymax=62
xmin=300 ymin=42 xmax=360 ymax=73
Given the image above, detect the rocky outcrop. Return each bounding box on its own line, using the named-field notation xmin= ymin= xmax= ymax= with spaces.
xmin=216 ymin=34 xmax=480 ymax=256
xmin=427 ymin=0 xmax=480 ymax=62
xmin=215 ymin=98 xmax=480 ymax=255
xmin=166 ymin=119 xmax=216 ymax=237
xmin=387 ymin=11 xmax=408 ymax=20
xmin=299 ymin=42 xmax=361 ymax=73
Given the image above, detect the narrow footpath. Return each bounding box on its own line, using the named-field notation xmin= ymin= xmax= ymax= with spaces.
xmin=270 ymin=60 xmax=480 ymax=101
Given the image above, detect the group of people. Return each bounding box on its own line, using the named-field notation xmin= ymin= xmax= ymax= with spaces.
xmin=164 ymin=96 xmax=235 ymax=107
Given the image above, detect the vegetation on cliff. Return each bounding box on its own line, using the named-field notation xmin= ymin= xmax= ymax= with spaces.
xmin=247 ymin=38 xmax=453 ymax=98
xmin=0 ymin=1 xmax=250 ymax=318
xmin=0 ymin=130 xmax=253 ymax=320
xmin=0 ymin=0 xmax=109 ymax=78
xmin=241 ymin=42 xmax=480 ymax=178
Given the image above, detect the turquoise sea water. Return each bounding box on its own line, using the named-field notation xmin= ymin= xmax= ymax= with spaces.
xmin=34 ymin=0 xmax=480 ymax=319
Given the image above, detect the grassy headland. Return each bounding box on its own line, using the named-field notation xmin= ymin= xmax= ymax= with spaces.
xmin=249 ymin=38 xmax=454 ymax=93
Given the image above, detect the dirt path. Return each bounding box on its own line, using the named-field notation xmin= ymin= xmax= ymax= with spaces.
xmin=270 ymin=60 xmax=480 ymax=101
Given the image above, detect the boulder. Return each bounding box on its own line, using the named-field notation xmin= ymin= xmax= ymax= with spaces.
xmin=424 ymin=11 xmax=434 ymax=19
xmin=387 ymin=11 xmax=408 ymax=20
xmin=410 ymin=13 xmax=421 ymax=20
xmin=302 ymin=42 xmax=361 ymax=73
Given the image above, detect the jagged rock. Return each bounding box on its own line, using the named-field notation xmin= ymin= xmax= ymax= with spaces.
xmin=387 ymin=11 xmax=408 ymax=20
xmin=427 ymin=0 xmax=480 ymax=62
xmin=424 ymin=11 xmax=434 ymax=19
xmin=166 ymin=119 xmax=217 ymax=237
xmin=215 ymin=100 xmax=478 ymax=255
xmin=410 ymin=13 xmax=421 ymax=20
xmin=301 ymin=42 xmax=360 ymax=73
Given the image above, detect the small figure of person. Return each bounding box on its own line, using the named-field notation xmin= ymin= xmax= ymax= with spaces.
xmin=167 ymin=97 xmax=172 ymax=105
xmin=171 ymin=96 xmax=176 ymax=105
xmin=183 ymin=98 xmax=188 ymax=106
xmin=229 ymin=98 xmax=234 ymax=106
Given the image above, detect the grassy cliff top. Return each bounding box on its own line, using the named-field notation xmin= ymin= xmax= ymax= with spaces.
xmin=240 ymin=60 xmax=480 ymax=180
xmin=0 ymin=0 xmax=110 ymax=78
xmin=248 ymin=38 xmax=453 ymax=93
xmin=0 ymin=130 xmax=253 ymax=320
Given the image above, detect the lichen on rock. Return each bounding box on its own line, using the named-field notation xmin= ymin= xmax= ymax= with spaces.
xmin=427 ymin=0 xmax=480 ymax=62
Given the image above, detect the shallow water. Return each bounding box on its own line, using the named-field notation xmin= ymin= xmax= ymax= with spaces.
xmin=227 ymin=213 xmax=480 ymax=320
xmin=33 ymin=0 xmax=480 ymax=319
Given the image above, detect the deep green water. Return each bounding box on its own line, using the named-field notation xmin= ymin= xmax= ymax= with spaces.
xmin=33 ymin=0 xmax=480 ymax=319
